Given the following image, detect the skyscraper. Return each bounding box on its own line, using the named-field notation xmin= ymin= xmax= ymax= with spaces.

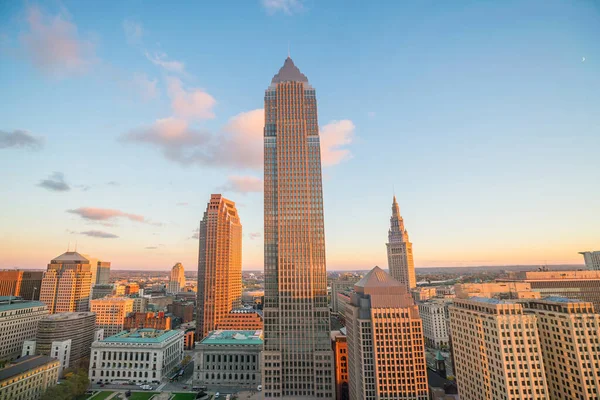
xmin=344 ymin=267 xmax=428 ymax=400
xmin=262 ymin=57 xmax=334 ymax=399
xmin=580 ymin=250 xmax=600 ymax=270
xmin=39 ymin=251 xmax=93 ymax=313
xmin=96 ymin=261 xmax=111 ymax=285
xmin=386 ymin=196 xmax=416 ymax=290
xmin=0 ymin=270 xmax=43 ymax=300
xmin=196 ymin=194 xmax=242 ymax=339
xmin=168 ymin=262 xmax=186 ymax=294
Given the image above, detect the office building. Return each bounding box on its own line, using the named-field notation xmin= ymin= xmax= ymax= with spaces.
xmin=262 ymin=57 xmax=334 ymax=399
xmin=579 ymin=251 xmax=600 ymax=270
xmin=418 ymin=299 xmax=451 ymax=349
xmin=524 ymin=297 xmax=600 ymax=399
xmin=386 ymin=196 xmax=416 ymax=291
xmin=125 ymin=283 xmax=139 ymax=295
xmin=449 ymin=297 xmax=548 ymax=400
xmin=331 ymin=329 xmax=349 ymax=400
xmin=92 ymin=284 xmax=114 ymax=299
xmin=194 ymin=330 xmax=262 ymax=391
xmin=0 ymin=296 xmax=48 ymax=363
xmin=90 ymin=297 xmax=134 ymax=337
xmin=411 ymin=287 xmax=437 ymax=302
xmin=96 ymin=261 xmax=111 ymax=284
xmin=331 ymin=276 xmax=360 ymax=314
xmin=345 ymin=267 xmax=428 ymax=400
xmin=39 ymin=251 xmax=93 ymax=313
xmin=454 ymin=282 xmax=541 ymax=299
xmin=89 ymin=329 xmax=184 ymax=385
xmin=197 ymin=194 xmax=242 ymax=339
xmin=168 ymin=263 xmax=186 ymax=294
xmin=0 ymin=270 xmax=43 ymax=300
xmin=0 ymin=355 xmax=59 ymax=400
xmin=22 ymin=339 xmax=70 ymax=376
xmin=499 ymin=270 xmax=600 ymax=310
xmin=167 ymin=301 xmax=194 ymax=323
xmin=123 ymin=312 xmax=171 ymax=330
xmin=217 ymin=308 xmax=263 ymax=331
xmin=133 ymin=297 xmax=148 ymax=313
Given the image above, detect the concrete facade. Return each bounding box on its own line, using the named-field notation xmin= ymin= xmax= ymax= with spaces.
xmin=91 ymin=297 xmax=134 ymax=337
xmin=418 ymin=299 xmax=451 ymax=349
xmin=386 ymin=196 xmax=416 ymax=291
xmin=0 ymin=297 xmax=48 ymax=363
xmin=0 ymin=355 xmax=59 ymax=400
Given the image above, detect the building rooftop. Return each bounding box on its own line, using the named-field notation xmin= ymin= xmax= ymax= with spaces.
xmin=101 ymin=329 xmax=180 ymax=343
xmin=0 ymin=297 xmax=46 ymax=312
xmin=51 ymin=251 xmax=89 ymax=263
xmin=0 ymin=355 xmax=58 ymax=381
xmin=355 ymin=266 xmax=400 ymax=289
xmin=469 ymin=297 xmax=505 ymax=304
xmin=201 ymin=330 xmax=263 ymax=346
xmin=271 ymin=57 xmax=309 ymax=84
xmin=42 ymin=311 xmax=95 ymax=320
xmin=540 ymin=296 xmax=585 ymax=303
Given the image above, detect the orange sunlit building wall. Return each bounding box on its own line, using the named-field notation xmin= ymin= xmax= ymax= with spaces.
xmin=331 ymin=330 xmax=349 ymax=400
xmin=217 ymin=308 xmax=263 ymax=331
xmin=40 ymin=251 xmax=92 ymax=314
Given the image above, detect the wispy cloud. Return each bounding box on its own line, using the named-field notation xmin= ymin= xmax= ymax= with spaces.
xmin=320 ymin=120 xmax=355 ymax=166
xmin=20 ymin=5 xmax=95 ymax=76
xmin=167 ymin=76 xmax=216 ymax=120
xmin=190 ymin=228 xmax=199 ymax=240
xmin=219 ymin=175 xmax=263 ymax=194
xmin=262 ymin=0 xmax=304 ymax=15
xmin=146 ymin=51 xmax=185 ymax=74
xmin=249 ymin=232 xmax=261 ymax=240
xmin=68 ymin=207 xmax=147 ymax=223
xmin=0 ymin=129 xmax=44 ymax=150
xmin=81 ymin=230 xmax=119 ymax=239
xmin=38 ymin=172 xmax=70 ymax=192
xmin=123 ymin=19 xmax=143 ymax=45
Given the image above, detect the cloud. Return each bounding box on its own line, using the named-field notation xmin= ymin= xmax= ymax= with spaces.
xmin=249 ymin=232 xmax=261 ymax=240
xmin=106 ymin=181 xmax=119 ymax=186
xmin=0 ymin=129 xmax=44 ymax=150
xmin=132 ymin=72 xmax=159 ymax=101
xmin=123 ymin=19 xmax=143 ymax=44
xmin=320 ymin=120 xmax=355 ymax=166
xmin=190 ymin=228 xmax=200 ymax=240
xmin=219 ymin=176 xmax=263 ymax=194
xmin=146 ymin=51 xmax=185 ymax=74
xmin=68 ymin=207 xmax=147 ymax=223
xmin=262 ymin=0 xmax=304 ymax=15
xmin=20 ymin=6 xmax=95 ymax=76
xmin=167 ymin=76 xmax=216 ymax=120
xmin=145 ymin=246 xmax=158 ymax=249
xmin=38 ymin=172 xmax=70 ymax=191
xmin=176 ymin=202 xmax=189 ymax=206
xmin=80 ymin=230 xmax=119 ymax=239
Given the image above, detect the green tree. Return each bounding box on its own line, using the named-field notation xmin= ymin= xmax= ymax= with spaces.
xmin=41 ymin=368 xmax=89 ymax=400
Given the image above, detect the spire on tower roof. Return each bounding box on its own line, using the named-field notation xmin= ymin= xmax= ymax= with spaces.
xmin=271 ymin=57 xmax=309 ymax=84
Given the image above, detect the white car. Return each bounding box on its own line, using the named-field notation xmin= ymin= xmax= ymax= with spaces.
xmin=257 ymin=385 xmax=262 ymax=391
xmin=215 ymin=392 xmax=220 ymax=398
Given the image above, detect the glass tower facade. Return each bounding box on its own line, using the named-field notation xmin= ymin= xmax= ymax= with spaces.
xmin=262 ymin=57 xmax=334 ymax=399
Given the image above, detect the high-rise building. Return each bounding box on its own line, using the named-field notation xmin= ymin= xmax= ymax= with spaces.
xmin=196 ymin=194 xmax=242 ymax=339
xmin=39 ymin=251 xmax=93 ymax=313
xmin=167 ymin=301 xmax=194 ymax=323
xmin=217 ymin=308 xmax=264 ymax=331
xmin=386 ymin=196 xmax=416 ymax=290
xmin=90 ymin=297 xmax=134 ymax=337
xmin=580 ymin=251 xmax=600 ymax=270
xmin=92 ymin=284 xmax=114 ymax=299
xmin=330 ymin=275 xmax=360 ymax=315
xmin=344 ymin=267 xmax=428 ymax=400
xmin=262 ymin=57 xmax=335 ymax=399
xmin=96 ymin=261 xmax=111 ymax=284
xmin=0 ymin=270 xmax=43 ymax=300
xmin=523 ymin=297 xmax=600 ymax=400
xmin=0 ymin=296 xmax=48 ymax=363
xmin=449 ymin=297 xmax=548 ymax=400
xmin=168 ymin=262 xmax=186 ymax=294
xmin=498 ymin=270 xmax=600 ymax=310
xmin=331 ymin=329 xmax=349 ymax=400
xmin=418 ymin=299 xmax=451 ymax=349
xmin=0 ymin=355 xmax=60 ymax=400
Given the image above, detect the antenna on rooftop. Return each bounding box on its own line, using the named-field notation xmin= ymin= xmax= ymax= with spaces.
xmin=67 ymin=242 xmax=70 ymax=252
xmin=288 ymin=41 xmax=291 ymax=58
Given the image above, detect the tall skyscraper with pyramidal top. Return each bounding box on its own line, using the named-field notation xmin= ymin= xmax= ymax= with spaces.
xmin=386 ymin=196 xmax=416 ymax=291
xmin=262 ymin=57 xmax=335 ymax=399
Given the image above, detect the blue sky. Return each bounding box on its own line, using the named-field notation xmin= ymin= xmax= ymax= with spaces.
xmin=0 ymin=0 xmax=599 ymax=270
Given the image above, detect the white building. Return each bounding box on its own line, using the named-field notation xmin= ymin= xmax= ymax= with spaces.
xmin=580 ymin=251 xmax=600 ymax=271
xmin=0 ymin=297 xmax=48 ymax=363
xmin=22 ymin=339 xmax=71 ymax=377
xmin=89 ymin=328 xmax=184 ymax=385
xmin=418 ymin=299 xmax=451 ymax=349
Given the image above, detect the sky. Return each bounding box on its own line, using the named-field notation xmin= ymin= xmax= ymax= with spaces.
xmin=0 ymin=0 xmax=599 ymax=271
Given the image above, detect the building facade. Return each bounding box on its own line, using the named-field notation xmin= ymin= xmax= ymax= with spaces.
xmin=123 ymin=312 xmax=171 ymax=330
xmin=262 ymin=57 xmax=335 ymax=399
xmin=0 ymin=270 xmax=43 ymax=300
xmin=386 ymin=196 xmax=416 ymax=291
xmin=411 ymin=287 xmax=437 ymax=302
xmin=449 ymin=297 xmax=548 ymax=400
xmin=217 ymin=308 xmax=263 ymax=331
xmin=418 ymin=299 xmax=451 ymax=349
xmin=168 ymin=263 xmax=186 ymax=294
xmin=331 ymin=329 xmax=349 ymax=400
xmin=40 ymin=251 xmax=93 ymax=313
xmin=132 ymin=297 xmax=148 ymax=313
xmin=89 ymin=329 xmax=184 ymax=385
xmin=331 ymin=276 xmax=360 ymax=315
xmin=197 ymin=194 xmax=242 ymax=339
xmin=91 ymin=297 xmax=134 ymax=337
xmin=0 ymin=297 xmax=48 ymax=363
xmin=0 ymin=355 xmax=59 ymax=400
xmin=454 ymin=282 xmax=541 ymax=299
xmin=580 ymin=251 xmax=600 ymax=270
xmin=124 ymin=283 xmax=139 ymax=296
xmin=194 ymin=330 xmax=262 ymax=391
xmin=92 ymin=284 xmax=114 ymax=300
xmin=167 ymin=301 xmax=194 ymax=323
xmin=524 ymin=297 xmax=600 ymax=400
xmin=96 ymin=261 xmax=111 ymax=285
xmin=345 ymin=267 xmax=428 ymax=400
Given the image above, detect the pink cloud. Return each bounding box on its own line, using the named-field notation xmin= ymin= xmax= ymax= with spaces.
xmin=145 ymin=51 xmax=185 ymax=74
xmin=68 ymin=207 xmax=146 ymax=223
xmin=219 ymin=175 xmax=263 ymax=194
xmin=20 ymin=6 xmax=95 ymax=76
xmin=167 ymin=76 xmax=216 ymax=120
xmin=320 ymin=120 xmax=355 ymax=166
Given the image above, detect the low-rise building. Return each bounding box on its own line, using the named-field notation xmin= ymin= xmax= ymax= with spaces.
xmin=89 ymin=329 xmax=184 ymax=385
xmin=454 ymin=282 xmax=541 ymax=299
xmin=123 ymin=312 xmax=171 ymax=330
xmin=331 ymin=276 xmax=360 ymax=314
xmin=167 ymin=301 xmax=194 ymax=323
xmin=0 ymin=355 xmax=60 ymax=400
xmin=132 ymin=297 xmax=148 ymax=313
xmin=216 ymin=308 xmax=263 ymax=331
xmin=0 ymin=297 xmax=48 ymax=363
xmin=411 ymin=287 xmax=437 ymax=302
xmin=194 ymin=330 xmax=262 ymax=391
xmin=418 ymin=299 xmax=451 ymax=349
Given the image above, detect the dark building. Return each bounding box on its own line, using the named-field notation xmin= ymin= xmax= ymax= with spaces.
xmin=167 ymin=301 xmax=194 ymax=323
xmin=0 ymin=270 xmax=43 ymax=300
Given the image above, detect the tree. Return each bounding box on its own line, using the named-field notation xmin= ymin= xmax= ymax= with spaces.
xmin=181 ymin=354 xmax=192 ymax=367
xmin=41 ymin=368 xmax=89 ymax=400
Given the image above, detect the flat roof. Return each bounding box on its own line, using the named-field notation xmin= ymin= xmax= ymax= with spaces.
xmin=201 ymin=330 xmax=263 ymax=346
xmin=0 ymin=299 xmax=46 ymax=312
xmin=542 ymin=296 xmax=585 ymax=303
xmin=101 ymin=329 xmax=180 ymax=344
xmin=0 ymin=355 xmax=58 ymax=381
xmin=42 ymin=312 xmax=95 ymax=320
